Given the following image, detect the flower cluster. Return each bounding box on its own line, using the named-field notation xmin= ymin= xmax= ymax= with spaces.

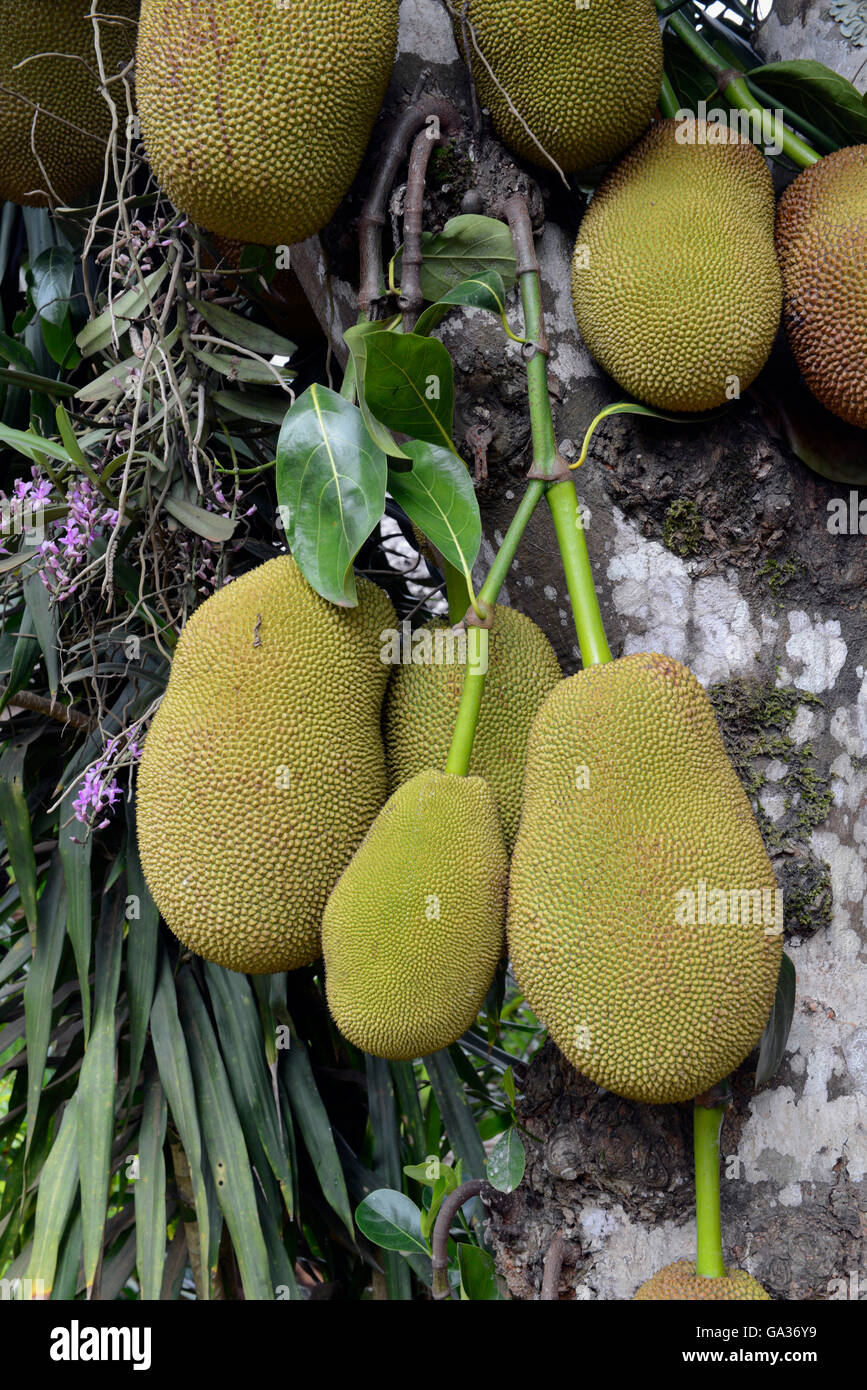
xmin=72 ymin=726 xmax=144 ymax=830
xmin=0 ymin=471 xmax=53 ymax=553
xmin=40 ymin=477 xmax=119 ymax=599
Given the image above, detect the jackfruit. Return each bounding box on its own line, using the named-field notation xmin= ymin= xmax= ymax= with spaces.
xmin=634 ymin=1261 xmax=770 ymax=1300
xmin=383 ymin=606 xmax=562 ymax=852
xmin=0 ymin=2 xmax=139 ymax=207
xmin=136 ymin=0 xmax=399 ymax=247
xmin=571 ymin=119 xmax=782 ymax=412
xmin=448 ymin=0 xmax=662 ymax=174
xmin=322 ymin=770 xmax=508 ymax=1059
xmin=136 ymin=555 xmax=396 ymax=974
xmin=507 ymin=652 xmax=782 ymax=1105
xmin=776 ymin=145 xmax=867 ymax=430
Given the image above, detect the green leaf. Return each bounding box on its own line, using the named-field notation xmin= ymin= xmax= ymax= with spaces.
xmin=212 ymin=389 xmax=293 ymax=426
xmin=0 ymin=739 xmax=38 ymax=929
xmin=191 ymin=346 xmax=295 ymax=386
xmin=458 ymin=1243 xmax=502 ymax=1300
xmin=77 ymin=879 xmax=124 ymax=1291
xmin=749 ymin=60 xmax=867 ymax=147
xmin=162 ymin=496 xmax=238 ymax=542
xmin=30 ymin=247 xmax=79 ymax=368
xmin=58 ymin=778 xmax=92 ymax=1041
xmin=502 ymin=1066 xmax=516 ymax=1111
xmin=23 ymin=862 xmax=67 ymax=1151
xmin=135 ymin=1060 xmax=168 ymax=1301
xmin=423 ymin=1050 xmax=487 ymax=1179
xmin=355 ymin=1190 xmax=429 ymax=1255
xmin=0 ymin=607 xmax=41 ymax=715
xmin=176 ymin=971 xmax=274 ymax=1300
xmin=414 ymin=270 xmax=512 ymax=337
xmin=76 ymin=264 xmax=168 ymax=356
xmin=402 ymin=215 xmax=517 ymax=302
xmin=27 ymin=1095 xmax=80 ymax=1296
xmin=755 ymin=953 xmax=797 ymax=1089
xmin=363 ymin=331 xmax=455 ymax=454
xmin=391 ymin=1061 xmax=428 ymax=1167
xmin=0 ymin=420 xmax=71 ymax=466
xmin=486 ymin=1125 xmax=525 ymax=1194
xmin=387 ymin=440 xmax=480 ymax=584
xmin=124 ymin=806 xmax=160 ymax=1095
xmin=343 ymin=322 xmax=408 ymax=460
xmin=149 ymin=953 xmax=212 ymax=1296
xmin=279 ymin=1035 xmax=354 ymax=1239
xmin=276 ymin=383 xmax=387 ymax=606
xmin=22 ymin=565 xmax=59 ymax=698
xmin=366 ymin=1055 xmax=412 ymax=1300
xmin=190 ymin=297 xmax=297 ymax=358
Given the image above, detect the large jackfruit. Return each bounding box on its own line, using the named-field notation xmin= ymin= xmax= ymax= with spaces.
xmin=571 ymin=119 xmax=782 ymax=412
xmin=383 ymin=606 xmax=562 ymax=852
xmin=634 ymin=1261 xmax=770 ymax=1301
xmin=0 ymin=1 xmax=139 ymax=207
xmin=448 ymin=0 xmax=662 ymax=174
xmin=322 ymin=771 xmax=508 ymax=1059
xmin=136 ymin=556 xmax=396 ymax=974
xmin=507 ymin=652 xmax=782 ymax=1105
xmin=136 ymin=0 xmax=399 ymax=247
xmin=776 ymin=145 xmax=867 ymax=430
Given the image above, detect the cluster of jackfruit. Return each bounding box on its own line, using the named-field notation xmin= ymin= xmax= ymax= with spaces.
xmin=0 ymin=1 xmax=139 ymax=206
xmin=634 ymin=1261 xmax=771 ymax=1301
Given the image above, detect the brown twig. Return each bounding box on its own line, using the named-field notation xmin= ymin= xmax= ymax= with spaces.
xmin=400 ymin=128 xmax=441 ymax=331
xmin=540 ymin=1234 xmax=571 ymax=1301
xmin=2 ymin=688 xmax=97 ymax=733
xmin=431 ymin=1178 xmax=489 ymax=1300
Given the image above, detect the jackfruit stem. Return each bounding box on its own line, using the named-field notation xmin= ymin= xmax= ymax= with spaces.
xmin=547 ymin=480 xmax=613 ymax=668
xmin=694 ymin=1100 xmax=727 ymax=1279
xmin=444 ymin=628 xmax=489 ymax=776
xmin=660 ymin=8 xmax=820 ymax=170
xmin=658 ymin=73 xmax=681 ymax=121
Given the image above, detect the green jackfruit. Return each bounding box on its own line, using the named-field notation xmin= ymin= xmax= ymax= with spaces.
xmin=776 ymin=145 xmax=867 ymax=430
xmin=572 ymin=119 xmax=782 ymax=412
xmin=136 ymin=556 xmax=395 ymax=974
xmin=383 ymin=606 xmax=562 ymax=852
xmin=507 ymin=652 xmax=782 ymax=1105
xmin=634 ymin=1261 xmax=770 ymax=1301
xmin=0 ymin=1 xmax=139 ymax=206
xmin=322 ymin=771 xmax=508 ymax=1059
xmin=448 ymin=0 xmax=662 ymax=173
xmin=136 ymin=0 xmax=399 ymax=247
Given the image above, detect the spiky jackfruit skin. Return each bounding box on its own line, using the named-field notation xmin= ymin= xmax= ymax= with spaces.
xmin=0 ymin=1 xmax=139 ymax=206
xmin=136 ymin=0 xmax=399 ymax=247
xmin=136 ymin=556 xmax=396 ymax=974
xmin=383 ymin=606 xmax=562 ymax=852
xmin=449 ymin=0 xmax=662 ymax=174
xmin=776 ymin=146 xmax=867 ymax=430
xmin=572 ymin=120 xmax=782 ymax=412
xmin=634 ymin=1261 xmax=771 ymax=1300
xmin=507 ymin=652 xmax=782 ymax=1104
xmin=322 ymin=771 xmax=508 ymax=1059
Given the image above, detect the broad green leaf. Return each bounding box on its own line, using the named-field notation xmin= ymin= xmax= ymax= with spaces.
xmin=190 ymin=297 xmax=297 ymax=358
xmin=387 ymin=440 xmax=480 ymax=585
xmin=343 ymin=321 xmax=408 ymax=460
xmin=0 ymin=367 xmax=77 ymax=398
xmin=22 ymin=565 xmax=59 ymax=698
xmin=363 ymin=331 xmax=455 ymax=454
xmin=204 ymin=962 xmax=293 ymax=1218
xmin=162 ymin=496 xmax=238 ymax=542
xmin=52 ymin=1210 xmax=83 ymax=1300
xmin=77 ymin=878 xmax=124 ymax=1291
xmin=749 ymin=60 xmax=867 ymax=147
xmin=503 ymin=1066 xmax=517 ymax=1110
xmin=279 ymin=1035 xmax=354 ymax=1239
xmin=23 ymin=862 xmax=67 ymax=1151
xmin=355 ymin=1190 xmax=429 ymax=1255
xmin=76 ymin=264 xmax=168 ymax=356
xmin=276 ymin=383 xmax=387 ymax=606
xmin=176 ymin=971 xmax=274 ymax=1300
xmin=135 ymin=1061 xmax=168 ymax=1301
xmin=486 ymin=1125 xmax=525 ymax=1194
xmin=30 ymin=247 xmax=78 ymax=367
xmin=149 ymin=953 xmax=212 ymax=1298
xmin=0 ymin=739 xmax=38 ymax=929
xmin=458 ymin=1243 xmax=502 ymax=1300
xmin=401 ymin=215 xmax=517 ymax=302
xmin=755 ymin=953 xmax=797 ymax=1089
xmin=27 ymin=1095 xmax=80 ymax=1297
xmin=125 ymin=807 xmax=160 ymax=1095
xmin=74 ymin=326 xmax=181 ymax=402
xmin=414 ymin=270 xmax=512 ymax=338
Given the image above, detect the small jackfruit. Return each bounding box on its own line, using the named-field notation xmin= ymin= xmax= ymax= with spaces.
xmin=0 ymin=2 xmax=139 ymax=207
xmin=634 ymin=1261 xmax=770 ymax=1300
xmin=322 ymin=771 xmax=508 ymax=1059
xmin=776 ymin=145 xmax=867 ymax=430
xmin=507 ymin=652 xmax=782 ymax=1105
xmin=383 ymin=606 xmax=562 ymax=852
xmin=136 ymin=0 xmax=399 ymax=247
xmin=448 ymin=0 xmax=662 ymax=174
xmin=137 ymin=556 xmax=395 ymax=974
xmin=572 ymin=119 xmax=782 ymax=412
